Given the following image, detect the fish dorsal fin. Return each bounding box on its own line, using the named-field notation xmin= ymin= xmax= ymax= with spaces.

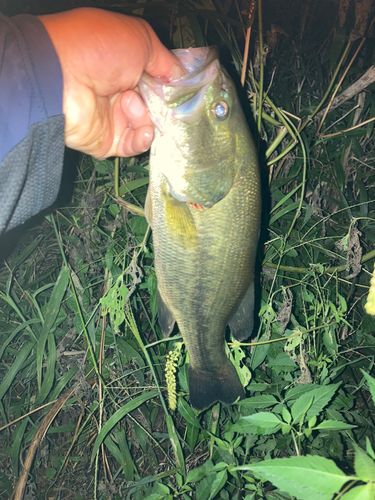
xmin=157 ymin=288 xmax=175 ymax=337
xmin=228 ymin=281 xmax=255 ymax=341
xmin=144 ymin=187 xmax=153 ymax=227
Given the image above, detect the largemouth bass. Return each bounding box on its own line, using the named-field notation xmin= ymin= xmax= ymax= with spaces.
xmin=139 ymin=47 xmax=261 ymax=411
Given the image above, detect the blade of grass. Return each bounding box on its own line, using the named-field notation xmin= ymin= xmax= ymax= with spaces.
xmin=36 ymin=266 xmax=69 ymax=391
xmin=0 ymin=342 xmax=34 ymax=402
xmin=91 ymin=391 xmax=158 ymax=459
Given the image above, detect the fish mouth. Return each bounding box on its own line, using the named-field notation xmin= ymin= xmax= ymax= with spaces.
xmin=139 ymin=47 xmax=221 ymax=130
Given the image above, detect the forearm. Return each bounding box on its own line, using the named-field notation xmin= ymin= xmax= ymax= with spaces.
xmin=0 ymin=14 xmax=65 ymax=233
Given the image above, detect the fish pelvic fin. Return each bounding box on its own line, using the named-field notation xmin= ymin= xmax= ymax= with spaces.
xmin=188 ymin=360 xmax=245 ymax=411
xmin=228 ymin=281 xmax=255 ymax=341
xmin=157 ymin=288 xmax=176 ymax=337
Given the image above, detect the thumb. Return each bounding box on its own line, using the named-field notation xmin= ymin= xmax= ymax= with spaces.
xmin=144 ymin=29 xmax=186 ymax=79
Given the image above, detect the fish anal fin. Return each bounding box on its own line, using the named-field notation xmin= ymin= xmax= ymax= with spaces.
xmin=228 ymin=281 xmax=255 ymax=342
xmin=188 ymin=360 xmax=245 ymax=411
xmin=157 ymin=288 xmax=175 ymax=337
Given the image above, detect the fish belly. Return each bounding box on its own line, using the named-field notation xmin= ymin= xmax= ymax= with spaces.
xmin=151 ymin=153 xmax=260 ymax=411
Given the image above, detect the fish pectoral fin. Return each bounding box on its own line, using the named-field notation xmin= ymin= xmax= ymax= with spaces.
xmin=163 ymin=190 xmax=197 ymax=246
xmin=144 ymin=187 xmax=153 ymax=227
xmin=188 ymin=360 xmax=245 ymax=411
xmin=157 ymin=288 xmax=176 ymax=337
xmin=228 ymin=281 xmax=255 ymax=341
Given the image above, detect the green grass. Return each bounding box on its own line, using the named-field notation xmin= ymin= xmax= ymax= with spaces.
xmin=1 ymin=1 xmax=375 ymax=499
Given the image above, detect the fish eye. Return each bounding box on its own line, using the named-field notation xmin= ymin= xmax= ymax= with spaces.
xmin=212 ymin=101 xmax=229 ymax=121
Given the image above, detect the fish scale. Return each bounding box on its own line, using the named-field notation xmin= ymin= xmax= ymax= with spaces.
xmin=139 ymin=47 xmax=261 ymax=411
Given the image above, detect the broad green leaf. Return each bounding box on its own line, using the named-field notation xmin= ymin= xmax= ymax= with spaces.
xmin=175 ymin=473 xmax=183 ymax=487
xmin=196 ymin=473 xmax=216 ymax=500
xmin=284 ymin=384 xmax=319 ymax=401
xmin=341 ymin=483 xmax=375 ymax=500
xmin=267 ymin=352 xmax=296 ymax=368
xmin=105 ymin=250 xmax=114 ymax=271
xmin=45 ymin=467 xmax=56 ymax=479
xmin=143 ymin=494 xmax=164 ymax=500
xmin=235 ymin=455 xmax=353 ymax=500
xmin=239 ymin=395 xmax=278 ymax=411
xmin=207 ymin=469 xmax=228 ymax=500
xmin=212 ymin=462 xmax=228 ymax=472
xmin=207 ymin=433 xmax=229 ymax=451
xmin=360 ymin=369 xmax=375 ymax=403
xmin=228 ymin=419 xmax=258 ymax=434
xmin=249 ymin=337 xmax=270 ymax=370
xmin=186 ymin=460 xmax=214 ymax=483
xmin=241 ymin=412 xmax=282 ymax=429
xmin=366 ymin=437 xmax=375 ymax=460
xmin=313 ymin=420 xmax=356 ymax=431
xmin=353 ymin=443 xmax=375 ymax=482
xmin=282 ymin=407 xmax=292 ymax=424
xmin=156 ymin=483 xmax=170 ymax=495
xmin=308 ymin=415 xmax=317 ymax=428
xmin=306 ymin=383 xmax=341 ymax=421
xmin=91 ymin=391 xmax=158 ymax=459
xmin=291 ymin=392 xmax=314 ymax=425
xmin=231 ymin=345 xmax=252 ymax=387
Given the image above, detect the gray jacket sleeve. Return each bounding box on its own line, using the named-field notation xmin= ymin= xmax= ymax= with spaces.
xmin=0 ymin=14 xmax=65 ymax=234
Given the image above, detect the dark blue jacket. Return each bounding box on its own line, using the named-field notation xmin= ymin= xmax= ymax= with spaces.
xmin=0 ymin=14 xmax=65 ymax=234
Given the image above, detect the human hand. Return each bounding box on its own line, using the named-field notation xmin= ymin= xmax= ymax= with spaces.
xmin=38 ymin=8 xmax=185 ymax=158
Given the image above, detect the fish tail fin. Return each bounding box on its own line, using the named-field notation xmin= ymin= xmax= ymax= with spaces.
xmin=188 ymin=361 xmax=245 ymax=411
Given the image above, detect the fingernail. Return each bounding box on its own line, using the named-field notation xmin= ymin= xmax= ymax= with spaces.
xmin=127 ymin=93 xmax=145 ymax=117
xmin=143 ymin=130 xmax=153 ymax=149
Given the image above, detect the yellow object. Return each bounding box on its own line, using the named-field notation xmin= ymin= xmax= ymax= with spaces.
xmin=165 ymin=343 xmax=183 ymax=411
xmin=365 ymin=264 xmax=375 ymax=315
